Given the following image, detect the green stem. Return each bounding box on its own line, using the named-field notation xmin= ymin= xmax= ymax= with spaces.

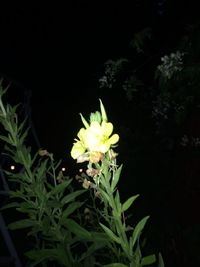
xmin=101 ymin=163 xmax=131 ymax=261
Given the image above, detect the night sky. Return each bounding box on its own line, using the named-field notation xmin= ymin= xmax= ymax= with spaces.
xmin=0 ymin=2 xmax=184 ymax=157
xmin=0 ymin=2 xmax=144 ymax=161
xmin=0 ymin=1 xmax=197 ymax=161
xmin=1 ymin=1 xmax=200 ymax=266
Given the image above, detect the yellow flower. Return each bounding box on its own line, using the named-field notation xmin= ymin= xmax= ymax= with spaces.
xmin=71 ymin=120 xmax=119 ymax=160
xmin=71 ymin=140 xmax=85 ymax=159
xmin=70 ymin=100 xmax=119 ymax=162
xmin=84 ymin=121 xmax=119 ymax=153
xmin=70 ymin=128 xmax=87 ymax=159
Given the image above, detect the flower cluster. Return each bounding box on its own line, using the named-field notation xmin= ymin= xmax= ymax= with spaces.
xmin=99 ymin=59 xmax=128 ymax=89
xmin=152 ymin=95 xmax=171 ymax=121
xmin=157 ymin=50 xmax=184 ymax=79
xmin=152 ymin=93 xmax=185 ymax=131
xmin=71 ymin=100 xmax=119 ymax=163
xmin=180 ymin=134 xmax=200 ymax=148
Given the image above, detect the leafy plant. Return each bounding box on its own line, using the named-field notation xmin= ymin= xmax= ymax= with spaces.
xmin=70 ymin=99 xmax=163 ymax=267
xmin=0 ymin=80 xmax=164 ymax=266
xmin=0 ymin=81 xmax=109 ymax=266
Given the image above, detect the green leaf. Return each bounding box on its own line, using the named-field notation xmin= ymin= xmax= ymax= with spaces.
xmin=0 ymin=202 xmax=20 ymax=210
xmin=61 ymin=201 xmax=83 ymax=219
xmin=8 ymin=219 xmax=34 ymax=230
xmin=141 ymin=254 xmax=156 ymax=266
xmin=9 ymin=190 xmax=26 ymax=198
xmin=61 ymin=189 xmax=85 ymax=205
xmin=19 ymin=128 xmax=29 ymax=145
xmin=35 ymin=159 xmax=48 ymax=181
xmin=99 ymin=99 xmax=108 ymax=122
xmin=46 ymin=199 xmax=63 ymax=208
xmin=80 ymin=113 xmax=89 ymax=128
xmin=7 ymin=133 xmax=15 ymax=144
xmin=158 ymin=253 xmax=165 ymax=267
xmin=122 ymin=194 xmax=139 ymax=213
xmin=98 ymin=172 xmax=107 ymax=189
xmin=101 ymin=161 xmax=109 ymax=178
xmin=49 ymin=179 xmax=72 ymax=197
xmin=79 ymin=240 xmax=108 ymax=262
xmin=25 ymin=249 xmax=59 ymax=267
xmin=90 ymin=232 xmax=109 ymax=243
xmin=114 ymin=190 xmax=121 ymax=214
xmin=133 ymin=243 xmax=142 ymax=266
xmin=99 ymin=223 xmax=121 ymax=244
xmin=99 ymin=189 xmax=110 ymax=203
xmin=0 ymin=80 xmax=9 ymax=97
xmin=64 ymin=218 xmax=92 ymax=240
xmin=16 ymin=201 xmax=37 ymax=213
xmin=0 ymin=135 xmax=12 ymax=144
xmin=17 ymin=116 xmax=28 ymax=134
xmin=131 ymin=216 xmax=150 ymax=249
xmin=111 ymin=164 xmax=123 ymax=191
xmin=104 ymin=263 xmax=128 ymax=267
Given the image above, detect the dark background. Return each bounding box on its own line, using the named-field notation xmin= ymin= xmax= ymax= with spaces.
xmin=1 ymin=1 xmax=200 ymax=267
xmin=0 ymin=1 xmax=190 ymax=160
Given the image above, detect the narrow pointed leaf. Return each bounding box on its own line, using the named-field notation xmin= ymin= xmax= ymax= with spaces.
xmin=8 ymin=219 xmax=34 ymax=230
xmin=0 ymin=202 xmax=20 ymax=210
xmin=141 ymin=254 xmax=156 ymax=266
xmin=114 ymin=190 xmax=121 ymax=214
xmin=99 ymin=223 xmax=121 ymax=244
xmin=25 ymin=249 xmax=59 ymax=267
xmin=49 ymin=179 xmax=72 ymax=197
xmin=158 ymin=253 xmax=165 ymax=267
xmin=80 ymin=113 xmax=89 ymax=128
xmin=111 ymin=164 xmax=123 ymax=191
xmin=61 ymin=189 xmax=85 ymax=205
xmin=122 ymin=194 xmax=139 ymax=213
xmin=61 ymin=201 xmax=83 ymax=219
xmin=79 ymin=240 xmax=108 ymax=262
xmin=90 ymin=232 xmax=109 ymax=243
xmin=0 ymin=135 xmax=12 ymax=144
xmin=131 ymin=216 xmax=150 ymax=249
xmin=64 ymin=218 xmax=92 ymax=239
xmin=99 ymin=99 xmax=108 ymax=122
xmin=99 ymin=189 xmax=110 ymax=203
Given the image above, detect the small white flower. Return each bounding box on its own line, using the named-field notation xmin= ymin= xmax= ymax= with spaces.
xmin=157 ymin=50 xmax=184 ymax=79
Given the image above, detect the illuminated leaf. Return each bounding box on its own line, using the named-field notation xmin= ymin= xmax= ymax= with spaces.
xmin=99 ymin=223 xmax=121 ymax=244
xmin=122 ymin=194 xmax=139 ymax=213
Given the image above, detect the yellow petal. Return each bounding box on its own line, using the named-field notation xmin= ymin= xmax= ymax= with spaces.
xmin=99 ymin=142 xmax=110 ymax=153
xmin=84 ymin=130 xmax=99 ymax=150
xmin=77 ymin=128 xmax=86 ymax=141
xmin=71 ymin=141 xmax=86 ymax=159
xmin=101 ymin=122 xmax=113 ymax=137
xmin=89 ymin=121 xmax=101 ymax=135
xmin=108 ymin=134 xmax=119 ymax=145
